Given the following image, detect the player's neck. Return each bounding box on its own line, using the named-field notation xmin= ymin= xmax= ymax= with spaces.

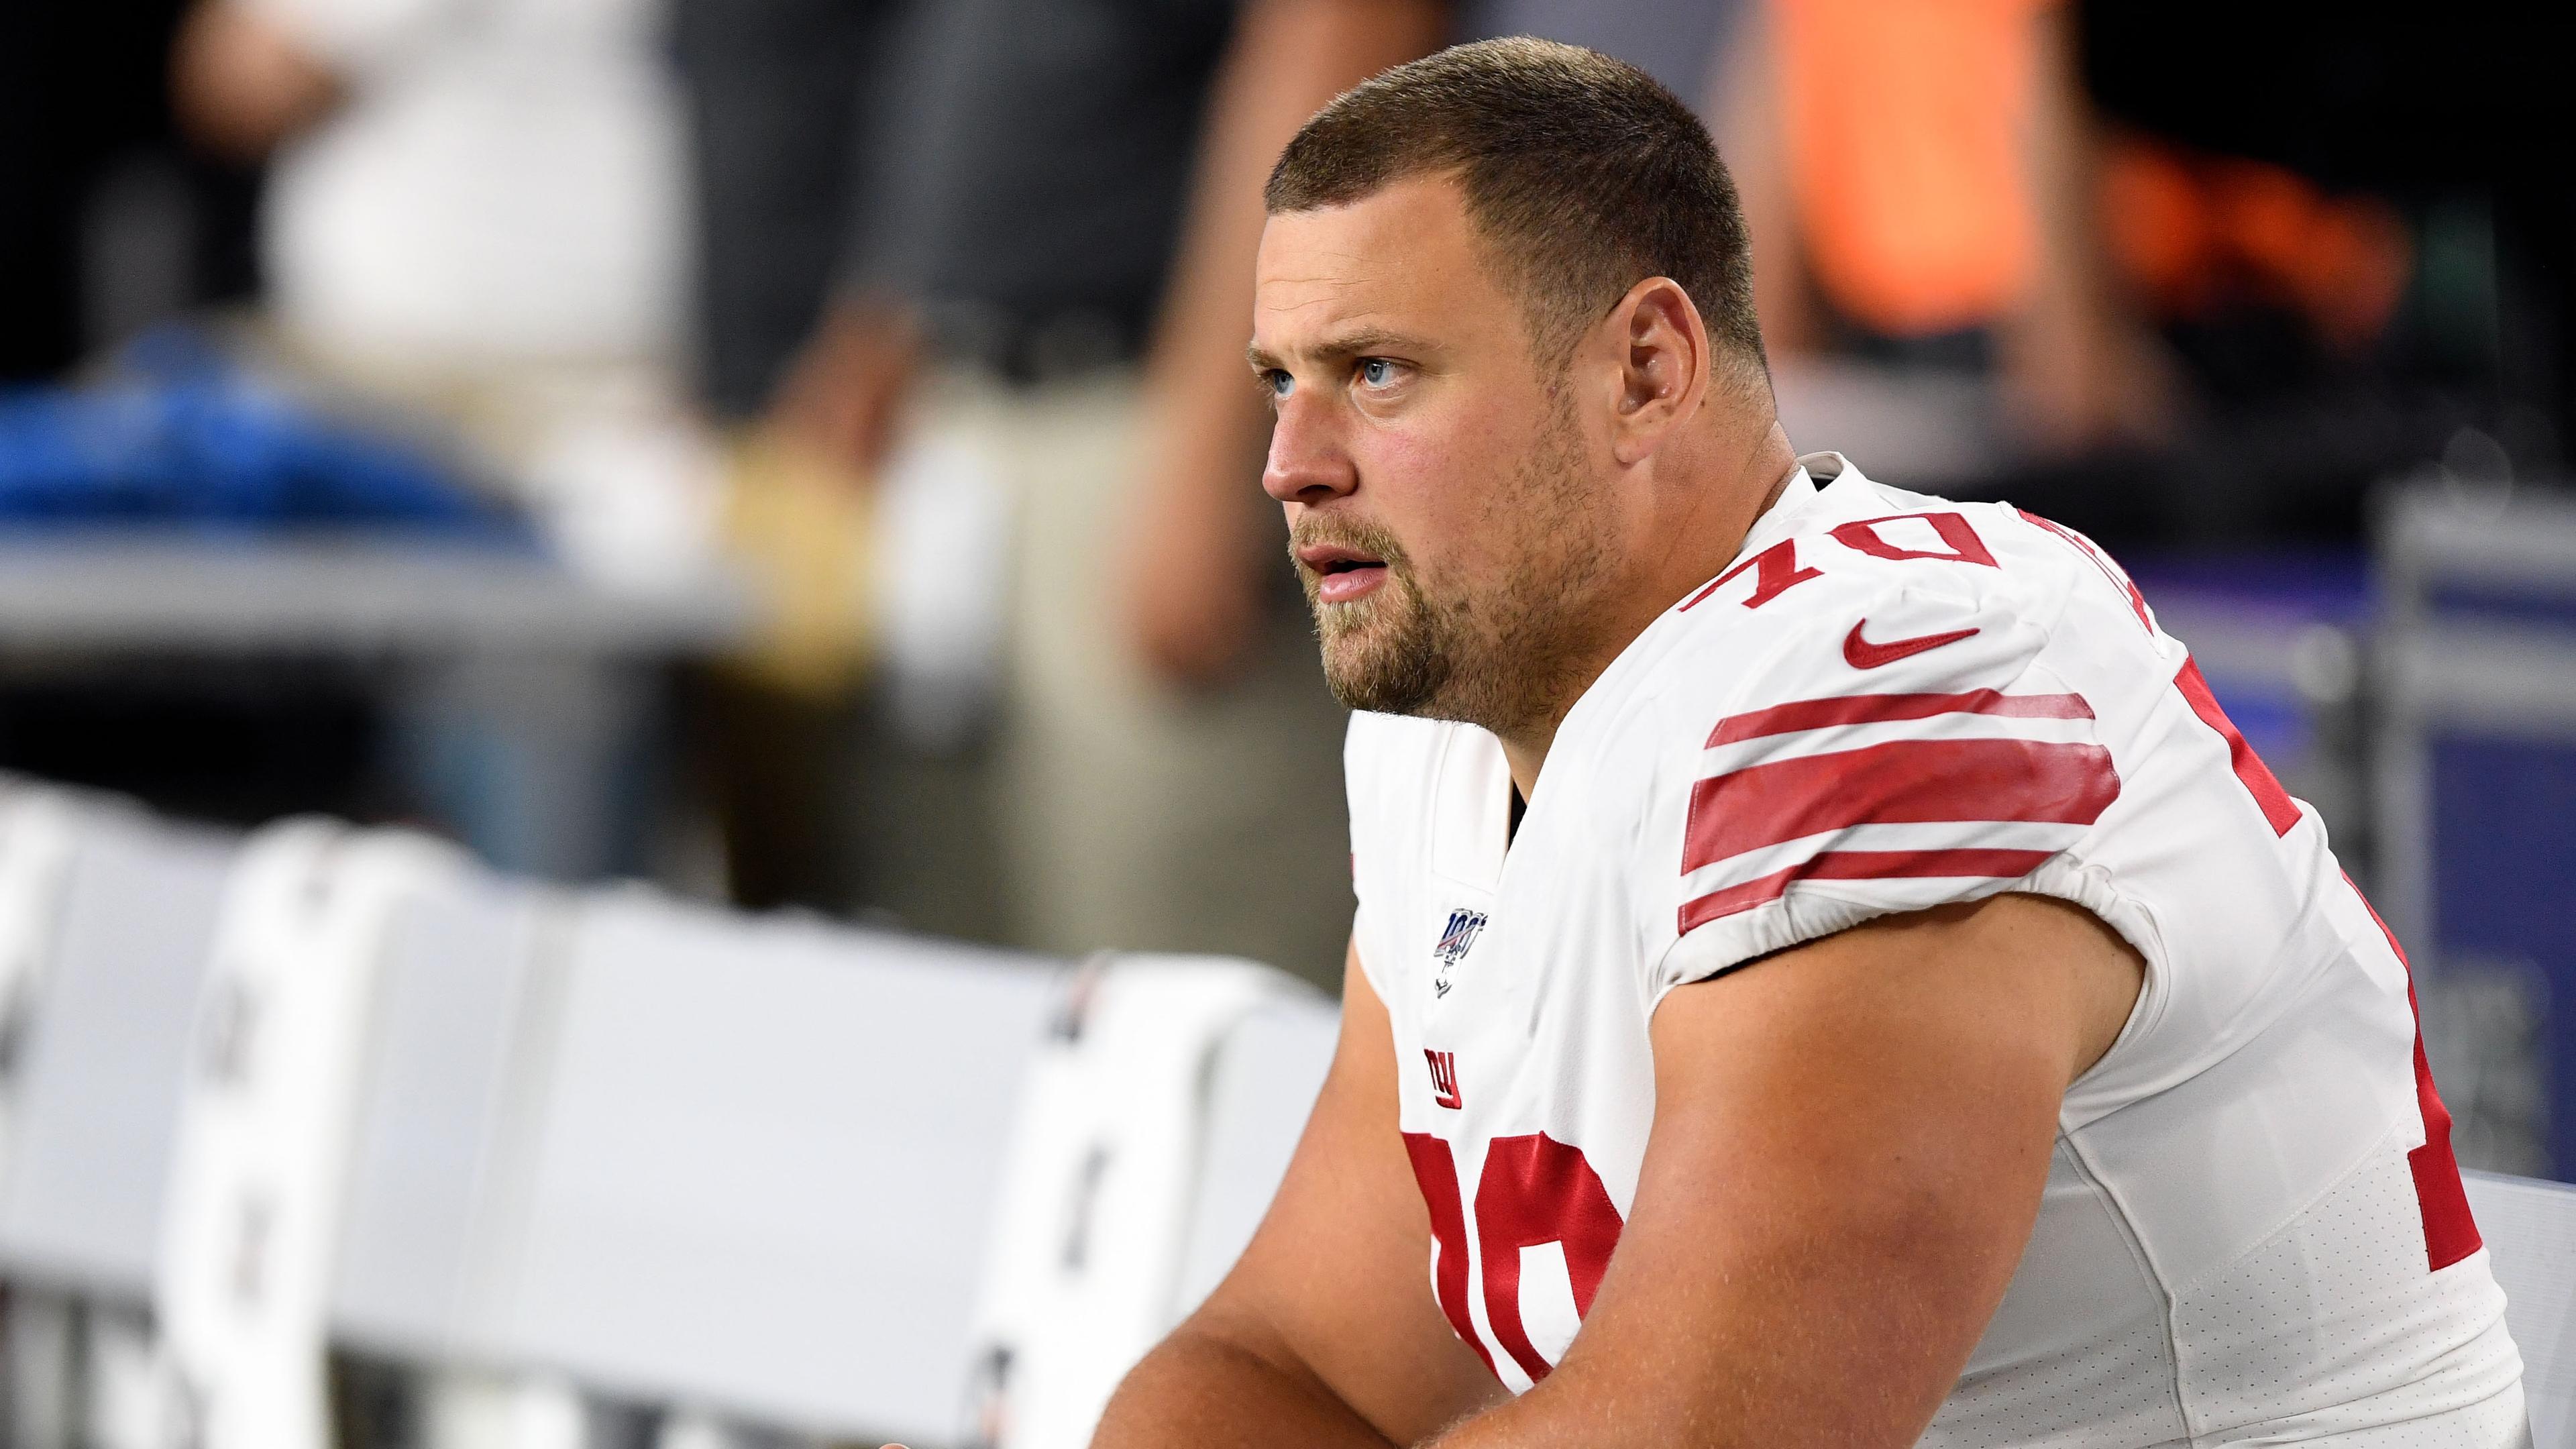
xmin=1494 ymin=420 xmax=1799 ymax=802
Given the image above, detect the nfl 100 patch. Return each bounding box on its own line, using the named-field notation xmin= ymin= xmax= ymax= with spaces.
xmin=1432 ymin=908 xmax=1487 ymax=997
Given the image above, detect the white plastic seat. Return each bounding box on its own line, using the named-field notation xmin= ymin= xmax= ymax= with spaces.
xmin=0 ymin=778 xmax=80 ymax=1183
xmin=452 ymin=888 xmax=1065 ymax=1446
xmin=319 ymin=855 xmax=585 ymax=1449
xmin=154 ymin=821 xmax=480 ymax=1449
xmin=327 ymin=859 xmax=559 ymax=1360
xmin=0 ymin=782 xmax=237 ymax=1449
xmin=1 ymin=782 xmax=1345 ymax=1449
xmin=2465 ymin=1171 xmax=2576 ymax=1447
xmin=968 ymin=959 xmax=1334 ymax=1449
xmin=138 ymin=839 xmax=1085 ymax=1448
xmin=328 ymin=862 xmax=1052 ymax=1449
xmin=0 ymin=782 xmax=235 ymax=1299
xmin=1173 ymin=992 xmax=1342 ymax=1313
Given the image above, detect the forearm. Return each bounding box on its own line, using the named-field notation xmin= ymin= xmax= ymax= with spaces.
xmin=1093 ymin=1324 xmax=1399 ymax=1449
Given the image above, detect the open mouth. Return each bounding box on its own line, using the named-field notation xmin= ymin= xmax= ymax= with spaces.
xmin=1297 ymin=543 xmax=1391 ymax=605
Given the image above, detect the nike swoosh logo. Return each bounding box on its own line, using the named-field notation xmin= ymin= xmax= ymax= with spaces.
xmin=1843 ymin=620 xmax=1980 ymax=669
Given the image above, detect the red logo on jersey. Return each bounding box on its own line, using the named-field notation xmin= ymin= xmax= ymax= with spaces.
xmin=1425 ymin=1049 xmax=1464 ymax=1110
xmin=1842 ymin=620 xmax=1980 ymax=669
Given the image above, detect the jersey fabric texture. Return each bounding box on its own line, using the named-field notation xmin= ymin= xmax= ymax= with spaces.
xmin=1345 ymin=455 xmax=2528 ymax=1446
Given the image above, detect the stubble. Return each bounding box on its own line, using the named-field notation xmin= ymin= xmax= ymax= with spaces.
xmin=1293 ymin=390 xmax=1609 ymax=735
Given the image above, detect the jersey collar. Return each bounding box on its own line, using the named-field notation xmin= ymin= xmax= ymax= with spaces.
xmin=1718 ymin=452 xmax=1845 ymax=578
xmin=1512 ymin=454 xmax=1856 ymax=845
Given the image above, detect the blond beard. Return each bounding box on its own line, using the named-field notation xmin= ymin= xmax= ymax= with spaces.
xmin=1294 ymin=391 xmax=1607 ymax=733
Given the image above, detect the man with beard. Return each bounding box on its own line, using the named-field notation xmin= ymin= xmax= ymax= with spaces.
xmin=1086 ymin=38 xmax=2527 ymax=1449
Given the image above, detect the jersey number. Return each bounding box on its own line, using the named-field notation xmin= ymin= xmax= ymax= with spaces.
xmin=1401 ymin=1132 xmax=1624 ymax=1383
xmin=1680 ymin=510 xmax=2000 ymax=613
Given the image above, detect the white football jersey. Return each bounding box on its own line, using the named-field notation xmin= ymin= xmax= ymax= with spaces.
xmin=1346 ymin=454 xmax=2528 ymax=1445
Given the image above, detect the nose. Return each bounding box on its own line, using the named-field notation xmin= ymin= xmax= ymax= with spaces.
xmin=1260 ymin=392 xmax=1358 ymax=506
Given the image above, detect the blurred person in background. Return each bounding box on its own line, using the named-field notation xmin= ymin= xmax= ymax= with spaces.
xmin=665 ymin=0 xmax=910 ymax=919
xmin=169 ymin=0 xmax=714 ymax=590
xmin=0 ymin=0 xmax=712 ymax=855
xmin=1714 ymin=0 xmax=2178 ymax=470
xmin=679 ymin=0 xmax=1448 ymax=981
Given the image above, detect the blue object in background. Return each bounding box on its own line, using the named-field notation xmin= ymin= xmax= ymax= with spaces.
xmin=2124 ymin=547 xmax=2377 ymax=623
xmin=2430 ymin=737 xmax=2575 ymax=1177
xmin=2126 ymin=546 xmax=2373 ymax=815
xmin=0 ymin=330 xmax=525 ymax=538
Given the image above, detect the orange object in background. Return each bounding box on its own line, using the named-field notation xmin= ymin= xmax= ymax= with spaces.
xmin=1772 ymin=0 xmax=2057 ymax=339
xmin=2100 ymin=138 xmax=2412 ymax=352
xmin=1772 ymin=1 xmax=2408 ymax=356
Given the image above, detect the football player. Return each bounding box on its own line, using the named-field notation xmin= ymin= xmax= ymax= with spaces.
xmin=1093 ymin=38 xmax=2528 ymax=1448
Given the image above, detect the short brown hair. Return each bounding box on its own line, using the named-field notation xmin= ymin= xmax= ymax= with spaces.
xmin=1267 ymin=38 xmax=1766 ymax=380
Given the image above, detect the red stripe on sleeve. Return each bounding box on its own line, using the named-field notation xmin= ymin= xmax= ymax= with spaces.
xmin=2345 ymin=873 xmax=2483 ymax=1272
xmin=1679 ymin=847 xmax=2059 ymax=933
xmin=1683 ymin=737 xmax=2119 ymax=875
xmin=1707 ymin=690 xmax=2095 ymax=746
xmin=2173 ymin=659 xmax=2302 ymax=837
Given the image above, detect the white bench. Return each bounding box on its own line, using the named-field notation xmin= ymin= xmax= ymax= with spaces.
xmin=0 ymin=794 xmax=1340 ymax=1449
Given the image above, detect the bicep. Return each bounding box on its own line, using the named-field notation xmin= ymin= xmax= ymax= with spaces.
xmin=1520 ymin=894 xmax=2139 ymax=1447
xmin=1189 ymin=941 xmax=1504 ymax=1444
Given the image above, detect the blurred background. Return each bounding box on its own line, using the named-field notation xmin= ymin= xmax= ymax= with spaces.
xmin=0 ymin=1 xmax=2573 ymax=1444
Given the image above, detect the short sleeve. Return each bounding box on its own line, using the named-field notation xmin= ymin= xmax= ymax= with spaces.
xmin=1648 ymin=583 xmax=2121 ymax=1004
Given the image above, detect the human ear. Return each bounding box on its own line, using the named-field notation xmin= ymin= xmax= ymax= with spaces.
xmin=1608 ymin=277 xmax=1709 ymax=465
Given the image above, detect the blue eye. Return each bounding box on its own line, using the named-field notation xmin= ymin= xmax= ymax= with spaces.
xmin=1359 ymin=358 xmax=1395 ymax=388
xmin=1265 ymin=370 xmax=1293 ymax=398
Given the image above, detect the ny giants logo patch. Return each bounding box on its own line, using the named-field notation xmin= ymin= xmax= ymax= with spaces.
xmin=1424 ymin=1049 xmax=1463 ymax=1110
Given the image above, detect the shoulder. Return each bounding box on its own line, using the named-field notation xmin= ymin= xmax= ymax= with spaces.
xmin=1697 ymin=472 xmax=2079 ymax=621
xmin=1580 ymin=462 xmax=2144 ymax=1002
xmin=1629 ymin=484 xmax=2060 ymax=742
xmin=1630 ymin=461 xmax=2177 ymax=737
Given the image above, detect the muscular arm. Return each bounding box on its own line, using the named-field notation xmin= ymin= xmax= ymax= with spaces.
xmin=1435 ymin=893 xmax=2143 ymax=1448
xmin=1091 ymin=942 xmax=1504 ymax=1447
